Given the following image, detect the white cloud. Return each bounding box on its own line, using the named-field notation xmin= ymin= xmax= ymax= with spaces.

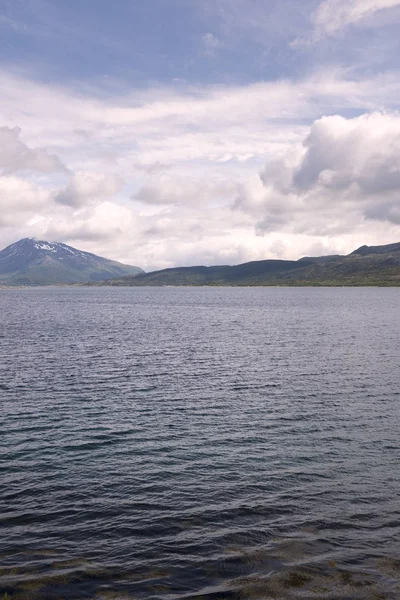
xmin=133 ymin=174 xmax=237 ymax=206
xmin=55 ymin=172 xmax=123 ymax=207
xmin=133 ymin=161 xmax=169 ymax=175
xmin=236 ymin=111 xmax=400 ymax=240
xmin=0 ymin=126 xmax=66 ymax=174
xmin=2 ymin=72 xmax=400 ymax=270
xmin=313 ymin=0 xmax=400 ymax=37
xmin=293 ymin=112 xmax=400 ymax=194
xmin=0 ymin=175 xmax=54 ymax=226
xmin=3 ymin=68 xmax=400 ymax=173
xmin=41 ymin=201 xmax=138 ymax=243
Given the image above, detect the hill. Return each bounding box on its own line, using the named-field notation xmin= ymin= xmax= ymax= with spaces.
xmin=92 ymin=242 xmax=400 ymax=287
xmin=0 ymin=238 xmax=144 ymax=285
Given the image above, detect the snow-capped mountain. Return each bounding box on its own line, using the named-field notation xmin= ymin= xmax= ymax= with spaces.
xmin=0 ymin=238 xmax=144 ymax=285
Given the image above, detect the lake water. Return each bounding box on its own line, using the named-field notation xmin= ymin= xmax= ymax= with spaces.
xmin=1 ymin=286 xmax=400 ymax=599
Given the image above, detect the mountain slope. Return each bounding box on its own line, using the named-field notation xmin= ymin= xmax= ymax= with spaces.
xmin=92 ymin=242 xmax=400 ymax=287
xmin=0 ymin=238 xmax=144 ymax=285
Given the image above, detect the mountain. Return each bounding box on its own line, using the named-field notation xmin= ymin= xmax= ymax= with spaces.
xmin=350 ymin=242 xmax=400 ymax=256
xmin=92 ymin=242 xmax=400 ymax=287
xmin=0 ymin=238 xmax=144 ymax=285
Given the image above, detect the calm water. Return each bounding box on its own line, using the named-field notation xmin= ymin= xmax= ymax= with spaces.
xmin=1 ymin=287 xmax=400 ymax=600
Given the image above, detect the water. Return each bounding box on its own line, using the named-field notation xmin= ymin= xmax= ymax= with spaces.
xmin=1 ymin=286 xmax=400 ymax=599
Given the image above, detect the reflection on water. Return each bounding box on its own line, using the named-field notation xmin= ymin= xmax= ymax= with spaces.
xmin=1 ymin=287 xmax=400 ymax=599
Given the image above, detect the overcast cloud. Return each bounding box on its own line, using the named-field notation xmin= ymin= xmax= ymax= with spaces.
xmin=1 ymin=0 xmax=400 ymax=270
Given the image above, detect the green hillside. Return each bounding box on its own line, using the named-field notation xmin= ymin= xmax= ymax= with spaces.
xmin=92 ymin=242 xmax=400 ymax=287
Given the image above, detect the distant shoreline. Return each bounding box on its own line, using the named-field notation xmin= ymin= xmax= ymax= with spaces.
xmin=2 ymin=282 xmax=400 ymax=289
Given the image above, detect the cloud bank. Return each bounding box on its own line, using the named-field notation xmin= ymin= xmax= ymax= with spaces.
xmin=2 ymin=67 xmax=400 ymax=270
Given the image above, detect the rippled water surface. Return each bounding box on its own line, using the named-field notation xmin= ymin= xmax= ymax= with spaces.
xmin=1 ymin=286 xmax=400 ymax=599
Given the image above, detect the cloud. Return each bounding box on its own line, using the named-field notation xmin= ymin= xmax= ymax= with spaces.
xmin=133 ymin=174 xmax=237 ymax=206
xmin=235 ymin=111 xmax=400 ymax=238
xmin=0 ymin=126 xmax=66 ymax=174
xmin=294 ymin=112 xmax=400 ymax=194
xmin=133 ymin=161 xmax=170 ymax=175
xmin=4 ymin=68 xmax=400 ymax=173
xmin=202 ymin=32 xmax=222 ymax=55
xmin=313 ymin=0 xmax=400 ymax=37
xmin=2 ymin=71 xmax=400 ymax=270
xmin=55 ymin=172 xmax=123 ymax=207
xmin=0 ymin=175 xmax=54 ymax=226
xmin=42 ymin=201 xmax=138 ymax=243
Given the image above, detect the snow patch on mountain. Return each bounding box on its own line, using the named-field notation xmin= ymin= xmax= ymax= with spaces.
xmin=0 ymin=237 xmax=144 ymax=284
xmin=34 ymin=242 xmax=56 ymax=252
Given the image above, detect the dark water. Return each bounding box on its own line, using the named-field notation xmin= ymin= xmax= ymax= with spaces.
xmin=1 ymin=287 xmax=400 ymax=600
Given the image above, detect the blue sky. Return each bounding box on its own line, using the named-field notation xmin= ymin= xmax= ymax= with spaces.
xmin=2 ymin=0 xmax=400 ymax=87
xmin=2 ymin=0 xmax=400 ymax=269
xmin=1 ymin=0 xmax=318 ymax=85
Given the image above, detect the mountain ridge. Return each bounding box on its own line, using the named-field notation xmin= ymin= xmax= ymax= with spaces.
xmin=3 ymin=239 xmax=400 ymax=287
xmin=90 ymin=241 xmax=400 ymax=287
xmin=0 ymin=238 xmax=144 ymax=285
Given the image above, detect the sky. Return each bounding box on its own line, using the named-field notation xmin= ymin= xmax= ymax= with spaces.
xmin=2 ymin=0 xmax=400 ymax=269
